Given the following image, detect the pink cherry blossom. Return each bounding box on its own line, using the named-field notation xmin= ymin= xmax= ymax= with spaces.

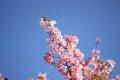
xmin=39 ymin=17 xmax=120 ymax=80
xmin=28 ymin=73 xmax=47 ymax=80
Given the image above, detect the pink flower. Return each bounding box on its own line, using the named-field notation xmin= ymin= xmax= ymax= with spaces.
xmin=38 ymin=73 xmax=47 ymax=80
xmin=73 ymin=48 xmax=84 ymax=59
xmin=50 ymin=20 xmax=56 ymax=26
xmin=64 ymin=34 xmax=79 ymax=48
xmin=115 ymin=75 xmax=120 ymax=80
xmin=0 ymin=73 xmax=2 ymax=80
xmin=28 ymin=77 xmax=34 ymax=80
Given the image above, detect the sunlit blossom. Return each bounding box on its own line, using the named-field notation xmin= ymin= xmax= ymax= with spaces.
xmin=39 ymin=17 xmax=119 ymax=80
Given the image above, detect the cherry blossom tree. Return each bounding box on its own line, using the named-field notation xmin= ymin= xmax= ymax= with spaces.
xmin=29 ymin=17 xmax=120 ymax=80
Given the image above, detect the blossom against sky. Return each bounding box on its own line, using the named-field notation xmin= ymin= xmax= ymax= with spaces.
xmin=0 ymin=0 xmax=120 ymax=80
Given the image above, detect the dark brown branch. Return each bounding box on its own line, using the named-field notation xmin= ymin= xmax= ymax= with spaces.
xmin=66 ymin=62 xmax=72 ymax=76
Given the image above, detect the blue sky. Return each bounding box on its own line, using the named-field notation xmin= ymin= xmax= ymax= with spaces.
xmin=0 ymin=0 xmax=120 ymax=80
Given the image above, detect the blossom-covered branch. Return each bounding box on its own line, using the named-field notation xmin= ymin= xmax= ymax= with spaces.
xmin=34 ymin=16 xmax=120 ymax=80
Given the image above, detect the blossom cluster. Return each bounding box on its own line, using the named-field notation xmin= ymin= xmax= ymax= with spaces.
xmin=39 ymin=16 xmax=120 ymax=80
xmin=28 ymin=73 xmax=47 ymax=80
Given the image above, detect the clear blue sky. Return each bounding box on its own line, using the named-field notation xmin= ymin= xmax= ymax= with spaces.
xmin=0 ymin=0 xmax=120 ymax=80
